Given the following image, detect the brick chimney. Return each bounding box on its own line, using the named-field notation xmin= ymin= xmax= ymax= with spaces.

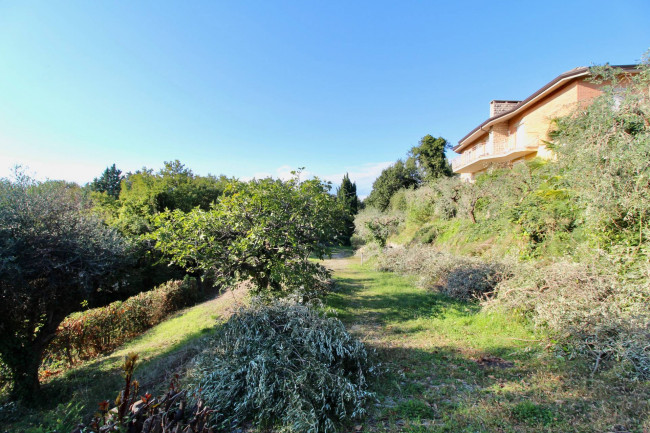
xmin=490 ymin=100 xmax=520 ymax=117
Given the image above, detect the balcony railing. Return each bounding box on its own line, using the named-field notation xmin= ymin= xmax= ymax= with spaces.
xmin=451 ymin=140 xmax=537 ymax=172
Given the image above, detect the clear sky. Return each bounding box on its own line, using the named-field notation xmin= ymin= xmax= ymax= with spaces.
xmin=1 ymin=1 xmax=649 ymax=196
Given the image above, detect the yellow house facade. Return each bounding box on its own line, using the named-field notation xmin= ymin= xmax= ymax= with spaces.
xmin=451 ymin=65 xmax=639 ymax=181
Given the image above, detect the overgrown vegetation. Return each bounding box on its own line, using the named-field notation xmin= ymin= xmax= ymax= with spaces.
xmin=357 ymin=61 xmax=650 ymax=378
xmin=325 ymin=254 xmax=650 ymax=432
xmin=45 ymin=277 xmax=202 ymax=368
xmin=188 ymin=300 xmax=375 ymax=432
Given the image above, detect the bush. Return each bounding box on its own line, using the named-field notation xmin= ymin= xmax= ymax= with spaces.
xmin=486 ymin=262 xmax=650 ymax=378
xmin=45 ymin=277 xmax=201 ymax=367
xmin=376 ymin=245 xmax=509 ymax=301
xmin=68 ymin=353 xmax=214 ymax=433
xmin=189 ymin=300 xmax=375 ymax=433
xmin=354 ymin=207 xmax=404 ymax=247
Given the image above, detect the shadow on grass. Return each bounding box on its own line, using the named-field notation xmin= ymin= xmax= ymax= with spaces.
xmin=2 ymin=320 xmax=223 ymax=431
xmin=329 ymin=275 xmax=479 ymax=326
xmin=327 ymin=263 xmax=650 ymax=432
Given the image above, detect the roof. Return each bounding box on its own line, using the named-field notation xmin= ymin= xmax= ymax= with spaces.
xmin=453 ymin=64 xmax=640 ymax=152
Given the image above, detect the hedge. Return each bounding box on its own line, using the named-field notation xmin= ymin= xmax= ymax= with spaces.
xmin=45 ymin=277 xmax=202 ymax=367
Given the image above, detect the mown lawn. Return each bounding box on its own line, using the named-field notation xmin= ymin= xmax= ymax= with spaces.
xmin=324 ymin=254 xmax=650 ymax=433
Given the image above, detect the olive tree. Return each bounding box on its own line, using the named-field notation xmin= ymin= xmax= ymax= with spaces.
xmin=0 ymin=173 xmax=129 ymax=401
xmin=552 ymin=62 xmax=650 ymax=251
xmin=151 ymin=174 xmax=346 ymax=299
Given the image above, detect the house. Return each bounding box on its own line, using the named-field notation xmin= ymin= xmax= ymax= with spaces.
xmin=451 ymin=65 xmax=639 ymax=181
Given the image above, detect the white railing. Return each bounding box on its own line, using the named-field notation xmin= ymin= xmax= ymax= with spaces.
xmin=451 ymin=139 xmax=536 ymax=172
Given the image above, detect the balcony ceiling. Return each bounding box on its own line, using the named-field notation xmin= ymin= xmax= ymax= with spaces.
xmin=453 ymin=148 xmax=537 ymax=174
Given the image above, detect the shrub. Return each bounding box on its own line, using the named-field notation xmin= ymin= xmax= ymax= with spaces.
xmin=552 ymin=62 xmax=650 ymax=251
xmin=45 ymin=277 xmax=201 ymax=367
xmin=486 ymin=262 xmax=650 ymax=378
xmin=354 ymin=207 xmax=404 ymax=247
xmin=72 ymin=353 xmax=214 ymax=433
xmin=189 ymin=300 xmax=375 ymax=433
xmin=376 ymin=245 xmax=509 ymax=301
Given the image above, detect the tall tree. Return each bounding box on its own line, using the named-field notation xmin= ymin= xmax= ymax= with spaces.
xmin=90 ymin=163 xmax=124 ymax=199
xmin=337 ymin=173 xmax=359 ymax=245
xmin=365 ymin=159 xmax=420 ymax=211
xmin=410 ymin=135 xmax=453 ymax=181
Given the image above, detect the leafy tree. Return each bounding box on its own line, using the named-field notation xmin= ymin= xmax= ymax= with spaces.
xmin=90 ymin=164 xmax=123 ymax=199
xmin=365 ymin=159 xmax=420 ymax=211
xmin=0 ymin=173 xmax=129 ymax=401
xmin=551 ymin=62 xmax=650 ymax=253
xmin=337 ymin=173 xmax=359 ymax=245
xmin=410 ymin=135 xmax=453 ymax=181
xmin=151 ymin=173 xmax=346 ymax=299
xmin=116 ymin=160 xmax=230 ymax=236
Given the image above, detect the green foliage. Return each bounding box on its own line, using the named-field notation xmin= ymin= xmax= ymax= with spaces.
xmin=45 ymin=278 xmax=201 ymax=367
xmin=151 ymin=173 xmax=346 ymax=299
xmin=90 ymin=163 xmax=123 ymax=199
xmin=365 ymin=159 xmax=420 ymax=211
xmin=354 ymin=207 xmax=404 ymax=247
xmin=552 ymin=62 xmax=650 ymax=254
xmin=0 ymin=172 xmax=130 ymax=402
xmin=189 ymin=300 xmax=375 ymax=432
xmin=337 ymin=173 xmax=359 ymax=246
xmin=410 ymin=134 xmax=453 ymax=181
xmin=507 ymin=162 xmax=579 ymax=254
xmin=115 ymin=160 xmax=231 ymax=236
xmin=10 ymin=401 xmax=86 ymax=433
xmin=413 ymin=224 xmax=438 ymax=244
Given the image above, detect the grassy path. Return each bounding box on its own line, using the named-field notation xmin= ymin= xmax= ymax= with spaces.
xmin=323 ymin=253 xmax=649 ymax=433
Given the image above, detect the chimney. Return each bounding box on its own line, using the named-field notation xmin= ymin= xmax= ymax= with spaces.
xmin=490 ymin=100 xmax=520 ymax=117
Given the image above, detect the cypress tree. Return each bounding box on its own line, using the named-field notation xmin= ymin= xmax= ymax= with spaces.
xmin=337 ymin=173 xmax=359 ymax=245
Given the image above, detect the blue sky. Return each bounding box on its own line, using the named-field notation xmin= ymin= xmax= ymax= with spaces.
xmin=1 ymin=1 xmax=649 ymax=196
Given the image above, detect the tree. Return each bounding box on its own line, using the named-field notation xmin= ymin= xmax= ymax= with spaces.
xmin=0 ymin=173 xmax=129 ymax=401
xmin=90 ymin=164 xmax=124 ymax=199
xmin=151 ymin=173 xmax=346 ymax=299
xmin=365 ymin=159 xmax=420 ymax=211
xmin=551 ymin=62 xmax=650 ymax=252
xmin=410 ymin=135 xmax=452 ymax=181
xmin=116 ymin=160 xmax=230 ymax=236
xmin=336 ymin=173 xmax=359 ymax=245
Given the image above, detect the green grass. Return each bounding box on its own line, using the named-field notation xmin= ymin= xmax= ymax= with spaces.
xmin=3 ymin=254 xmax=649 ymax=432
xmin=323 ymin=255 xmax=650 ymax=433
xmin=0 ymin=287 xmax=246 ymax=432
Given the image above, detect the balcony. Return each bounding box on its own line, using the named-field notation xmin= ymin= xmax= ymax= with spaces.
xmin=451 ymin=141 xmax=538 ymax=174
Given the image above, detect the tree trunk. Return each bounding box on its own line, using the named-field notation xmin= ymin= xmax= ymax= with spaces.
xmin=7 ymin=343 xmax=42 ymax=403
xmin=468 ymin=198 xmax=478 ymax=224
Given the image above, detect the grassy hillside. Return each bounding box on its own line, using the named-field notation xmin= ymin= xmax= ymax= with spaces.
xmin=1 ymin=287 xmax=246 ymax=432
xmin=324 ymin=254 xmax=650 ymax=432
xmin=3 ymin=253 xmax=648 ymax=432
